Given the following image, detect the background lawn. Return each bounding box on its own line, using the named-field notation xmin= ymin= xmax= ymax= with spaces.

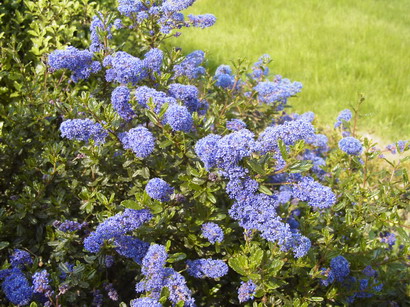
xmin=171 ymin=0 xmax=410 ymax=142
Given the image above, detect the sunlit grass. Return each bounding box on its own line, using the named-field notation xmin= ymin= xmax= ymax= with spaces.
xmin=171 ymin=0 xmax=410 ymax=142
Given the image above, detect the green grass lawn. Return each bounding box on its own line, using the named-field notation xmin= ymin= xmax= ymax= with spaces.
xmin=172 ymin=0 xmax=410 ymax=142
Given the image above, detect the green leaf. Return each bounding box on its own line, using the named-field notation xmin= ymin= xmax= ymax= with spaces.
xmin=258 ymin=185 xmax=273 ymax=196
xmin=167 ymin=252 xmax=187 ymax=263
xmin=228 ymin=255 xmax=248 ymax=275
xmin=121 ymin=200 xmax=144 ymax=210
xmin=0 ymin=241 xmax=9 ymax=250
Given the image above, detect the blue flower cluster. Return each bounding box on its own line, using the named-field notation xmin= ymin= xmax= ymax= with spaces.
xmin=292 ymin=176 xmax=336 ymax=209
xmin=173 ymin=50 xmax=206 ymax=79
xmin=0 ymin=268 xmax=33 ymax=306
xmin=120 ymin=126 xmax=156 ymax=158
xmin=134 ymin=86 xmax=176 ymax=113
xmin=214 ymin=64 xmax=235 ymax=89
xmin=145 ymin=178 xmax=174 ymax=202
xmin=257 ymin=119 xmax=316 ymax=154
xmin=84 ymin=209 xmax=152 ymax=253
xmin=32 ymin=269 xmax=54 ymax=298
xmin=136 ymin=244 xmax=195 ymax=306
xmin=186 ymin=258 xmax=228 ymax=279
xmin=10 ymin=249 xmax=32 ymax=268
xmin=168 ymin=83 xmax=207 ymax=114
xmin=164 ymin=104 xmax=193 ymax=132
xmin=131 ymin=297 xmax=162 ymax=307
xmin=48 ymin=47 xmax=101 ymax=82
xmin=104 ymin=282 xmax=119 ymax=301
xmin=201 ymin=222 xmax=224 ymax=244
xmin=111 ymin=86 xmax=135 ymax=121
xmin=334 ymin=109 xmax=352 ymax=129
xmin=380 ymin=231 xmax=396 ymax=247
xmin=251 ymin=54 xmax=271 ymax=79
xmin=195 ymin=115 xmax=335 ymax=258
xmin=53 ymin=220 xmax=86 ymax=232
xmin=338 ymin=137 xmax=363 ymax=155
xmin=254 ymin=76 xmax=302 ymax=107
xmin=188 ymin=14 xmax=216 ymax=29
xmin=103 ymin=51 xmax=148 ymax=84
xmin=226 ymin=119 xmax=246 ymax=131
xmin=90 ymin=13 xmax=113 ymax=52
xmin=238 ymin=280 xmax=257 ymax=303
xmin=113 ymin=235 xmax=150 ymax=264
xmin=60 ymin=119 xmax=108 ymax=145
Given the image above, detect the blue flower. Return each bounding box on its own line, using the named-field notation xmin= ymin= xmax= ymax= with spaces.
xmin=144 ymin=48 xmax=164 ymax=73
xmin=130 ymin=297 xmax=162 ymax=307
xmin=195 ymin=134 xmax=222 ymax=170
xmin=201 ymin=222 xmax=224 ymax=244
xmin=173 ymin=50 xmax=205 ymax=79
xmin=55 ymin=220 xmax=85 ymax=232
xmin=168 ymin=83 xmax=206 ymax=114
xmin=186 ymin=258 xmax=228 ymax=279
xmin=1 ymin=268 xmax=33 ymax=305
xmin=163 ymin=104 xmax=193 ymax=132
xmin=48 ymin=47 xmax=101 ymax=82
xmin=134 ymin=86 xmax=176 ymax=113
xmin=334 ymin=109 xmax=352 ymax=128
xmin=226 ymin=119 xmax=246 ymax=131
xmin=32 ymin=269 xmax=54 ymax=298
xmin=292 ymin=176 xmax=336 ymax=209
xmin=238 ymin=280 xmax=257 ymax=303
xmin=103 ymin=51 xmax=147 ymax=84
xmin=254 ymin=78 xmax=302 ymax=105
xmin=84 ymin=209 xmax=152 ymax=253
xmin=145 ymin=178 xmax=174 ymax=202
xmin=330 ymin=256 xmax=350 ymax=282
xmin=114 ymin=235 xmax=150 ymax=264
xmin=161 ymin=0 xmax=195 ymax=13
xmin=10 ymin=249 xmax=32 ymax=268
xmin=338 ymin=137 xmax=363 ymax=155
xmin=188 ymin=14 xmax=216 ymax=28
xmin=120 ymin=126 xmax=156 ymax=158
xmin=90 ymin=13 xmax=113 ymax=52
xmin=111 ymin=86 xmax=135 ymax=121
xmin=60 ymin=119 xmax=108 ymax=145
xmin=117 ymin=0 xmax=147 ymax=17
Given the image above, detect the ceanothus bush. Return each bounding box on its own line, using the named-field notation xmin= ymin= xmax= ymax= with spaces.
xmin=0 ymin=0 xmax=408 ymax=306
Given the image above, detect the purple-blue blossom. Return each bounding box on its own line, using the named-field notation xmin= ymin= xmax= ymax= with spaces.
xmin=163 ymin=104 xmax=193 ymax=132
xmin=292 ymin=176 xmax=336 ymax=209
xmin=120 ymin=126 xmax=156 ymax=158
xmin=1 ymin=268 xmax=33 ymax=306
xmin=334 ymin=109 xmax=352 ymax=128
xmin=10 ymin=249 xmax=32 ymax=268
xmin=111 ymin=86 xmax=135 ymax=121
xmin=144 ymin=48 xmax=164 ymax=73
xmin=84 ymin=209 xmax=152 ymax=253
xmin=117 ymin=0 xmax=147 ymax=17
xmin=173 ymin=50 xmax=205 ymax=79
xmin=226 ymin=119 xmax=246 ymax=131
xmin=103 ymin=51 xmax=147 ymax=84
xmin=194 ymin=134 xmax=222 ymax=170
xmin=330 ymin=256 xmax=350 ymax=282
xmin=60 ymin=119 xmax=108 ymax=144
xmin=145 ymin=178 xmax=174 ymax=202
xmin=238 ymin=280 xmax=257 ymax=303
xmin=338 ymin=137 xmax=363 ymax=155
xmin=130 ymin=297 xmax=162 ymax=307
xmin=186 ymin=258 xmax=228 ymax=279
xmin=254 ymin=78 xmax=302 ymax=105
xmin=90 ymin=13 xmax=113 ymax=52
xmin=134 ymin=86 xmax=176 ymax=113
xmin=188 ymin=14 xmax=216 ymax=28
xmin=168 ymin=83 xmax=204 ymax=114
xmin=201 ymin=222 xmax=224 ymax=244
xmin=48 ymin=47 xmax=101 ymax=82
xmin=114 ymin=235 xmax=150 ymax=264
xmin=32 ymin=269 xmax=54 ymax=298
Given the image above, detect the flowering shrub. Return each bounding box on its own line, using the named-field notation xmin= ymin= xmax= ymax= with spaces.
xmin=0 ymin=0 xmax=409 ymax=306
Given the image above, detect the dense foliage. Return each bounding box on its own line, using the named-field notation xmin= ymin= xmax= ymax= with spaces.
xmin=0 ymin=0 xmax=409 ymax=306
